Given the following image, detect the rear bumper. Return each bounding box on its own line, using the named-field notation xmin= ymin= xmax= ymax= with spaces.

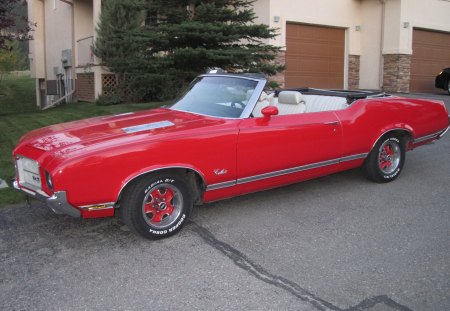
xmin=13 ymin=179 xmax=80 ymax=218
xmin=439 ymin=124 xmax=450 ymax=139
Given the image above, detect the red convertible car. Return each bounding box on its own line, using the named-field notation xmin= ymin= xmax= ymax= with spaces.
xmin=13 ymin=73 xmax=450 ymax=239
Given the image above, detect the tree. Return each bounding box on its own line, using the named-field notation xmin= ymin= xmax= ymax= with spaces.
xmin=0 ymin=0 xmax=33 ymax=50
xmin=95 ymin=0 xmax=284 ymax=101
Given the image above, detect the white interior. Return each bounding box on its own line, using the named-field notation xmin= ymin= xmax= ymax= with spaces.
xmin=252 ymin=91 xmax=349 ymax=117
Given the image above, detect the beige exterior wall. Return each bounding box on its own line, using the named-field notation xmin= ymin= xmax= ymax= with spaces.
xmin=401 ymin=0 xmax=450 ymax=53
xmin=27 ymin=0 xmax=45 ymax=79
xmin=252 ymin=0 xmax=271 ymax=26
xmin=74 ymin=0 xmax=94 ymax=68
xmin=74 ymin=0 xmax=106 ymax=99
xmin=28 ymin=0 xmax=109 ymax=104
xmin=360 ymin=0 xmax=384 ymax=89
xmin=377 ymin=0 xmax=450 ymax=55
xmin=28 ymin=0 xmax=74 ymax=80
xmin=43 ymin=1 xmax=73 ymax=80
xmin=407 ymin=0 xmax=450 ymax=32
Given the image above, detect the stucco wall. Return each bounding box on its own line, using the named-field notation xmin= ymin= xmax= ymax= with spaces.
xmin=44 ymin=1 xmax=72 ymax=80
xmin=407 ymin=0 xmax=450 ymax=31
xmin=28 ymin=0 xmax=45 ymax=79
xmin=74 ymin=0 xmax=94 ymax=67
xmin=382 ymin=0 xmax=450 ymax=55
xmin=402 ymin=0 xmax=450 ymax=51
xmin=360 ymin=0 xmax=384 ymax=89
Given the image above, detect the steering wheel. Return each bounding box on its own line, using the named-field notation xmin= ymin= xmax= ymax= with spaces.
xmin=230 ymin=101 xmax=245 ymax=109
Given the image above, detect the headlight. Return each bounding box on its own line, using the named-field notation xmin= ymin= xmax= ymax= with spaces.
xmin=439 ymin=71 xmax=443 ymax=75
xmin=45 ymin=171 xmax=54 ymax=192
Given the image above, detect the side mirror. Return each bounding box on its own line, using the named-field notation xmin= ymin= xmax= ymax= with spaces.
xmin=261 ymin=106 xmax=279 ymax=120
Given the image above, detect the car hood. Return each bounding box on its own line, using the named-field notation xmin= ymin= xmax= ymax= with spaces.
xmin=17 ymin=108 xmax=230 ymax=156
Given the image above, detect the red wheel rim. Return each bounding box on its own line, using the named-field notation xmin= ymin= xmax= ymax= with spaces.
xmin=378 ymin=140 xmax=401 ymax=174
xmin=142 ymin=183 xmax=183 ymax=228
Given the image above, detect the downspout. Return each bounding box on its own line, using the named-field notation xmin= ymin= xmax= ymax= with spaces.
xmin=59 ymin=0 xmax=76 ymax=102
xmin=37 ymin=0 xmax=47 ymax=109
xmin=379 ymin=0 xmax=386 ymax=89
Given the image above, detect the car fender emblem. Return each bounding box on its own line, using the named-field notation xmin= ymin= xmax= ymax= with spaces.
xmin=214 ymin=169 xmax=228 ymax=176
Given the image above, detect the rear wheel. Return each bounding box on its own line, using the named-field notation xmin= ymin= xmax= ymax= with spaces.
xmin=121 ymin=173 xmax=193 ymax=239
xmin=363 ymin=135 xmax=405 ymax=183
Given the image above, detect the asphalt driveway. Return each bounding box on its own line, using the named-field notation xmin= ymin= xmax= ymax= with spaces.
xmin=1 ymin=93 xmax=449 ymax=311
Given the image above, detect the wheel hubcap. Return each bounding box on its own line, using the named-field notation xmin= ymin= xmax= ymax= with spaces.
xmin=142 ymin=184 xmax=182 ymax=228
xmin=378 ymin=140 xmax=401 ymax=174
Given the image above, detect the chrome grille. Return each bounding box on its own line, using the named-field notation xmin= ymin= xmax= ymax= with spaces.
xmin=16 ymin=156 xmax=42 ymax=191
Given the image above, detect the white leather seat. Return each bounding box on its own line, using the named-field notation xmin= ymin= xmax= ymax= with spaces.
xmin=304 ymin=95 xmax=348 ymax=113
xmin=276 ymin=91 xmax=306 ymax=115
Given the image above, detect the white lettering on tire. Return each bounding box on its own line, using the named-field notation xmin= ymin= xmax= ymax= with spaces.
xmin=148 ymin=214 xmax=186 ymax=235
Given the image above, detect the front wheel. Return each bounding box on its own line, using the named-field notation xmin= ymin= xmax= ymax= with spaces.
xmin=363 ymin=135 xmax=405 ymax=183
xmin=120 ymin=173 xmax=193 ymax=239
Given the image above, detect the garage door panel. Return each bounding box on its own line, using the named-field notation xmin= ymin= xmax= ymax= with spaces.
xmin=288 ymin=42 xmax=342 ymax=58
xmin=411 ymin=29 xmax=450 ymax=93
xmin=286 ymin=23 xmax=345 ymax=88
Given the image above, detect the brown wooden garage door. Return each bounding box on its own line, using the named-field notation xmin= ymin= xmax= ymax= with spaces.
xmin=285 ymin=23 xmax=345 ymax=89
xmin=410 ymin=29 xmax=450 ymax=93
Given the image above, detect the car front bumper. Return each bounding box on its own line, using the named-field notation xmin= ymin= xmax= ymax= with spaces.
xmin=12 ymin=179 xmax=81 ymax=218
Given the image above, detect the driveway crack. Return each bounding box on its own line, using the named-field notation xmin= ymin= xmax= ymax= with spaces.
xmin=190 ymin=221 xmax=413 ymax=311
xmin=191 ymin=221 xmax=341 ymax=311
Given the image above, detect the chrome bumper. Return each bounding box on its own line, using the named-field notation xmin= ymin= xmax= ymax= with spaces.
xmin=13 ymin=179 xmax=80 ymax=218
xmin=438 ymin=117 xmax=450 ymax=139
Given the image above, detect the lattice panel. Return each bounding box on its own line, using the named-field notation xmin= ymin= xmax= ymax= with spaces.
xmin=101 ymin=74 xmax=135 ymax=99
xmin=102 ymin=74 xmax=117 ymax=95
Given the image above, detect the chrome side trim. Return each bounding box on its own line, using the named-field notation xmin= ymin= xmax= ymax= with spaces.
xmin=206 ymin=180 xmax=236 ymax=191
xmin=414 ymin=131 xmax=442 ymax=143
xmin=206 ymin=153 xmax=368 ymax=191
xmin=370 ymin=128 xmax=413 ymax=150
xmin=117 ymin=166 xmax=207 ymax=202
xmin=79 ymin=202 xmax=115 ymax=211
xmin=340 ymin=153 xmax=368 ymax=162
xmin=237 ymin=158 xmax=340 ymax=185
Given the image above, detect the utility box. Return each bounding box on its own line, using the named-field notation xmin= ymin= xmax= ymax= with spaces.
xmin=61 ymin=49 xmax=72 ymax=68
xmin=53 ymin=66 xmax=64 ymax=77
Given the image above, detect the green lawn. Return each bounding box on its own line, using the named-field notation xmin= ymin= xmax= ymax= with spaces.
xmin=0 ymin=75 xmax=38 ymax=114
xmin=0 ymin=76 xmax=161 ymax=207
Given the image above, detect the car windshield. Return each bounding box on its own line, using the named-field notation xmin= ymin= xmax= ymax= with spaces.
xmin=170 ymin=76 xmax=259 ymax=118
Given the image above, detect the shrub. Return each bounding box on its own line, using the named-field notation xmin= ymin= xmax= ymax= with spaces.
xmin=95 ymin=94 xmax=122 ymax=106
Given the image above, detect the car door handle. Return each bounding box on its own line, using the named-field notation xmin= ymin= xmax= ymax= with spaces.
xmin=324 ymin=121 xmax=339 ymax=125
